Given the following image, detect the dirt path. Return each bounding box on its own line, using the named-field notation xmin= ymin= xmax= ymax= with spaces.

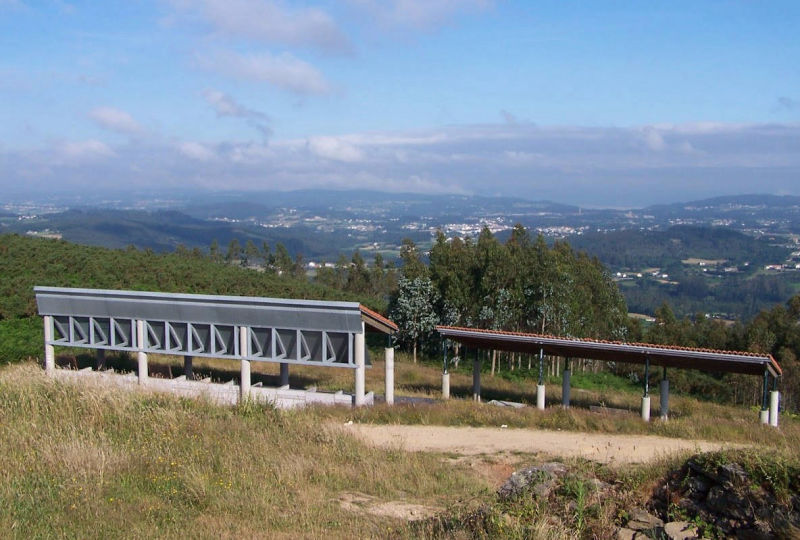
xmin=345 ymin=424 xmax=736 ymax=464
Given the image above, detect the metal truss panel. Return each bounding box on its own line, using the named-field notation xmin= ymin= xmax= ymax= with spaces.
xmin=35 ymin=287 xmax=389 ymax=368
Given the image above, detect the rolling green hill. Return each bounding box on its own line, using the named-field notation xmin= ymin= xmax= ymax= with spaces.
xmin=0 ymin=233 xmax=378 ymax=321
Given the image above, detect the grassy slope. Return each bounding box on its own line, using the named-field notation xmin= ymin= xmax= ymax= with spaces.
xmin=3 ymin=360 xmax=797 ymax=539
xmin=0 ymin=364 xmax=485 ymax=539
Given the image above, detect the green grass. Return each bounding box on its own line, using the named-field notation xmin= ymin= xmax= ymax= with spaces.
xmin=0 ymin=364 xmax=486 ymax=539
xmin=1 ymin=360 xmax=797 ymax=538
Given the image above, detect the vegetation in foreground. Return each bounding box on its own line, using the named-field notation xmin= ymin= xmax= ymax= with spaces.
xmin=0 ymin=364 xmax=484 ymax=538
xmin=2 ymin=363 xmax=798 ymax=539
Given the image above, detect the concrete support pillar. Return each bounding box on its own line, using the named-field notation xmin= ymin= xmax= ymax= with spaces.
xmin=641 ymin=396 xmax=651 ymax=422
xmin=184 ymin=355 xmax=193 ymax=380
xmin=641 ymin=356 xmax=650 ymax=422
xmin=354 ymin=323 xmax=365 ymax=406
xmin=472 ymin=350 xmax=481 ymax=402
xmin=769 ymin=391 xmax=780 ymax=427
xmin=536 ymin=384 xmax=545 ymax=410
xmin=760 ymin=370 xmax=770 ymax=425
xmin=442 ymin=340 xmax=450 ymax=400
xmin=136 ymin=319 xmax=148 ymax=385
xmin=279 ymin=363 xmax=290 ymax=387
xmin=43 ymin=315 xmax=55 ymax=375
xmin=562 ymin=366 xmax=571 ymax=408
xmin=95 ymin=348 xmax=106 ymax=371
xmin=240 ymin=326 xmax=250 ymax=402
xmin=660 ymin=378 xmax=669 ymax=420
xmin=384 ymin=346 xmax=394 ymax=406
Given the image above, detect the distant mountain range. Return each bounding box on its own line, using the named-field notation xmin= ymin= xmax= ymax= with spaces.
xmin=2 ymin=191 xmax=800 ymax=258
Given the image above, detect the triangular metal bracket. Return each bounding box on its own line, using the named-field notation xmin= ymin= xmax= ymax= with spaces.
xmin=272 ymin=329 xmax=287 ymax=360
xmin=91 ymin=318 xmax=108 ymax=346
xmin=145 ymin=321 xmax=161 ymax=350
xmin=249 ymin=328 xmax=263 ymax=357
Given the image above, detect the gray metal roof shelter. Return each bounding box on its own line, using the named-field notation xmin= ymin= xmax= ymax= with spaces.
xmin=35 ymin=286 xmax=396 ymax=368
xmin=35 ymin=286 xmax=398 ymax=408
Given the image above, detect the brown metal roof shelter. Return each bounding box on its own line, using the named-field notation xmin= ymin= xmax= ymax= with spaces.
xmin=436 ymin=325 xmax=782 ymax=426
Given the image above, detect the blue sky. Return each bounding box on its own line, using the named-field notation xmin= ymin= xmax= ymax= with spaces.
xmin=1 ymin=0 xmax=799 ymax=206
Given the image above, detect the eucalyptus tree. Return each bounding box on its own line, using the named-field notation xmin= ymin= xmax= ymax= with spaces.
xmin=391 ymin=276 xmax=439 ymax=363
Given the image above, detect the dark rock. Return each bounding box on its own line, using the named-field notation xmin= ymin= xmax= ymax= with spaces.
xmin=735 ymin=529 xmax=773 ymax=540
xmin=771 ymin=509 xmax=800 ymax=539
xmin=686 ymin=476 xmax=711 ymax=498
xmin=497 ymin=462 xmax=567 ymax=500
xmin=705 ymin=485 xmax=754 ymax=521
xmin=719 ymin=463 xmax=748 ymax=488
xmin=687 ymin=460 xmax=720 ymax=483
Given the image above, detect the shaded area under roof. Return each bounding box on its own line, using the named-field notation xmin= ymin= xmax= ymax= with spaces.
xmin=437 ymin=326 xmax=781 ymax=378
xmin=35 ymin=286 xmax=396 ymax=334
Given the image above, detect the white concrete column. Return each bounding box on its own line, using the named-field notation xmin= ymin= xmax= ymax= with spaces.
xmin=760 ymin=409 xmax=769 ymax=424
xmin=659 ymin=379 xmax=670 ymax=420
xmin=442 ymin=372 xmax=450 ymax=399
xmin=184 ymin=355 xmax=193 ymax=380
xmin=562 ymin=369 xmax=571 ymax=408
xmin=136 ymin=319 xmax=148 ymax=385
xmin=536 ymin=384 xmax=545 ymax=410
xmin=472 ymin=352 xmax=481 ymax=402
xmin=43 ymin=315 xmax=55 ymax=375
xmin=769 ymin=391 xmax=780 ymax=427
xmin=240 ymin=326 xmax=250 ymax=402
xmin=641 ymin=396 xmax=651 ymax=422
xmin=354 ymin=323 xmax=366 ymax=406
xmin=95 ymin=348 xmax=106 ymax=371
xmin=279 ymin=363 xmax=290 ymax=387
xmin=384 ymin=346 xmax=394 ymax=406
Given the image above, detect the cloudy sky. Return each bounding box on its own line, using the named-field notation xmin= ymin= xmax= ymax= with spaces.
xmin=1 ymin=1 xmax=799 ymax=207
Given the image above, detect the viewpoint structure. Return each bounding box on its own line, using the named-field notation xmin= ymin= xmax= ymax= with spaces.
xmin=437 ymin=325 xmax=782 ymax=426
xmin=35 ymin=287 xmax=397 ymax=408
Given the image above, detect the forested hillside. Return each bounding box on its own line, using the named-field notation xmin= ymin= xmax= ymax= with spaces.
xmin=0 ymin=234 xmax=370 ymax=321
xmin=571 ymin=226 xmax=799 ymax=318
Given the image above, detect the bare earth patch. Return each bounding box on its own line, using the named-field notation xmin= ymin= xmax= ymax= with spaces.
xmin=344 ymin=424 xmax=736 ymax=464
xmin=337 ymin=492 xmax=441 ymax=521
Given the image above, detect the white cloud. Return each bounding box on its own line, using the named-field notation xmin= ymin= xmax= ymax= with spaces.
xmin=89 ymin=106 xmax=142 ymax=135
xmin=307 ymin=136 xmax=364 ymax=162
xmin=168 ymin=0 xmax=351 ymax=53
xmin=641 ymin=126 xmax=666 ymax=151
xmin=58 ymin=139 xmax=114 ymax=160
xmin=177 ymin=141 xmax=215 ymax=161
xmin=4 ymin=122 xmax=800 ymax=206
xmin=198 ymin=51 xmax=331 ymax=95
xmin=350 ymin=0 xmax=493 ymax=29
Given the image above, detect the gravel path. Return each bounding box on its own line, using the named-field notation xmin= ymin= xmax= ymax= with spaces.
xmin=345 ymin=424 xmax=735 ymax=464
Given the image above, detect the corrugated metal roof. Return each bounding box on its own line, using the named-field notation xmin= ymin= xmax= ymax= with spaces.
xmin=35 ymin=287 xmax=395 ymax=334
xmin=437 ymin=325 xmax=781 ymax=378
xmin=360 ymin=304 xmax=398 ymax=333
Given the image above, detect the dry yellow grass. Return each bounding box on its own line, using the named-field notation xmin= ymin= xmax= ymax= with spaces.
xmin=0 ymin=363 xmax=488 ymax=539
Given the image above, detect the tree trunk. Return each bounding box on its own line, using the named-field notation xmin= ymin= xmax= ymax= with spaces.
xmin=491 ymin=350 xmax=496 ymax=376
xmin=413 ymin=341 xmax=417 ymax=364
